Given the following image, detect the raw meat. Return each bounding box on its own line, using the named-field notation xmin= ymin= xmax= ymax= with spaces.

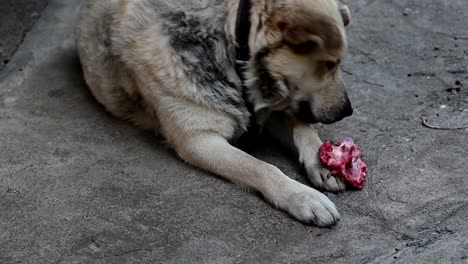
xmin=319 ymin=138 xmax=367 ymax=189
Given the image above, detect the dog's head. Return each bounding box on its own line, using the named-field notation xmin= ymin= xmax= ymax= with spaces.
xmin=246 ymin=0 xmax=352 ymax=124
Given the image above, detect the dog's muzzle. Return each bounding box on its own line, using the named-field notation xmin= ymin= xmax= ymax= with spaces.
xmin=296 ymin=100 xmax=353 ymax=124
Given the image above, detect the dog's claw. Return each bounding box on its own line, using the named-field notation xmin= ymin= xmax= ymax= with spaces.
xmin=304 ymin=161 xmax=346 ymax=193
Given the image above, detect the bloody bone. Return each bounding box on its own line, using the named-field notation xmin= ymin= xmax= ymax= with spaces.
xmin=319 ymin=138 xmax=367 ymax=189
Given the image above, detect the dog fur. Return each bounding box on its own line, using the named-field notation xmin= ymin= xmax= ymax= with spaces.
xmin=76 ymin=0 xmax=352 ymax=226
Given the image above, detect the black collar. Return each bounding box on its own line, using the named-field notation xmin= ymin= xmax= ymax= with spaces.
xmin=235 ymin=0 xmax=252 ymax=65
xmin=235 ymin=0 xmax=259 ymax=150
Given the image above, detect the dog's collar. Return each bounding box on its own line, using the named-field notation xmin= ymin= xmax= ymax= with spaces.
xmin=235 ymin=0 xmax=252 ymax=66
xmin=234 ymin=0 xmax=260 ymax=150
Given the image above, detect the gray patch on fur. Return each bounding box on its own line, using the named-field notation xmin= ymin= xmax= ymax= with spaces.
xmin=250 ymin=47 xmax=283 ymax=99
xmin=161 ymin=10 xmax=250 ymax=134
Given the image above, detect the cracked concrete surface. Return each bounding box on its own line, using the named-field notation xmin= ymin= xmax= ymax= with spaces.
xmin=0 ymin=0 xmax=467 ymax=263
xmin=0 ymin=0 xmax=48 ymax=71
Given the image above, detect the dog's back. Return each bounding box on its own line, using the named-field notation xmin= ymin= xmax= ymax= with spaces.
xmin=76 ymin=0 xmax=248 ymax=135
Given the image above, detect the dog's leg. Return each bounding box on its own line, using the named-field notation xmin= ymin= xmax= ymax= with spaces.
xmin=291 ymin=120 xmax=346 ymax=192
xmin=264 ymin=114 xmax=346 ymax=192
xmin=174 ymin=133 xmax=340 ymax=226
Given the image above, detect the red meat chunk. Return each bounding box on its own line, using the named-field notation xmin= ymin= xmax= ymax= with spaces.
xmin=319 ymin=138 xmax=367 ymax=189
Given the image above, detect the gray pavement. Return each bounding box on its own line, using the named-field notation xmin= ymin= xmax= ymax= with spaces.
xmin=0 ymin=0 xmax=48 ymax=71
xmin=1 ymin=0 xmax=467 ymax=263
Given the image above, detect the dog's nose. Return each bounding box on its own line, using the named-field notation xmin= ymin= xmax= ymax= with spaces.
xmin=320 ymin=101 xmax=353 ymax=124
xmin=341 ymin=101 xmax=353 ymax=118
xmin=333 ymin=101 xmax=353 ymax=122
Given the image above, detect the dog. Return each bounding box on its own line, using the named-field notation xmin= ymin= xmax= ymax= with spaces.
xmin=76 ymin=0 xmax=353 ymax=226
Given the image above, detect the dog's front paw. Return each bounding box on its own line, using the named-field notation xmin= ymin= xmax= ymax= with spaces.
xmin=304 ymin=160 xmax=346 ymax=193
xmin=281 ymin=183 xmax=340 ymax=226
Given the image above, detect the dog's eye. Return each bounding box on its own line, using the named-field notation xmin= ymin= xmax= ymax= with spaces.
xmin=325 ymin=61 xmax=337 ymax=71
xmin=290 ymin=41 xmax=318 ymax=54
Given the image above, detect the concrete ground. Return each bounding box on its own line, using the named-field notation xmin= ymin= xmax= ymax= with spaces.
xmin=0 ymin=0 xmax=467 ymax=263
xmin=0 ymin=0 xmax=48 ymax=71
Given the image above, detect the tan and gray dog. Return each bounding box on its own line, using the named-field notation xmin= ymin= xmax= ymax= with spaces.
xmin=76 ymin=0 xmax=352 ymax=226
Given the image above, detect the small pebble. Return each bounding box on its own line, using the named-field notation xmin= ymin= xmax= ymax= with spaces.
xmin=446 ymin=87 xmax=461 ymax=93
xmin=403 ymin=8 xmax=412 ymax=16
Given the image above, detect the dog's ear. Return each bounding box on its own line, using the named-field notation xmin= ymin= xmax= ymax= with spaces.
xmin=275 ymin=11 xmax=343 ymax=55
xmin=280 ymin=24 xmax=324 ymax=54
xmin=275 ymin=12 xmax=324 ymax=54
xmin=338 ymin=2 xmax=351 ymax=26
